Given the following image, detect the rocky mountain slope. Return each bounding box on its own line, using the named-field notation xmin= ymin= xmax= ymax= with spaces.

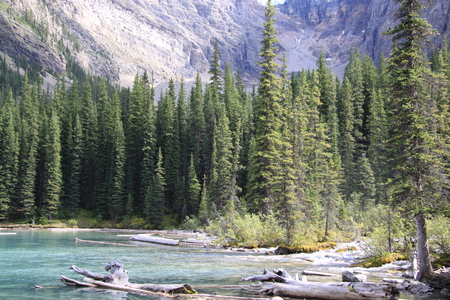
xmin=0 ymin=0 xmax=448 ymax=87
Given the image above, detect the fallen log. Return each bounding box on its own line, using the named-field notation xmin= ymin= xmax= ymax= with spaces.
xmin=60 ymin=275 xmax=97 ymax=287
xmin=243 ymin=269 xmax=399 ymax=300
xmin=84 ymin=278 xmax=176 ymax=297
xmin=65 ymin=260 xmax=196 ymax=294
xmin=301 ymin=270 xmax=337 ymax=277
xmin=129 ymin=234 xmax=179 ymax=246
xmin=75 ymin=237 xmax=137 ymax=247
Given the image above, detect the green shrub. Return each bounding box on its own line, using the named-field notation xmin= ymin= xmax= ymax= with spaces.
xmin=180 ymin=216 xmax=202 ymax=231
xmin=355 ymin=252 xmax=408 ymax=268
xmin=206 ymin=212 xmax=284 ymax=248
xmin=67 ymin=219 xmax=78 ymax=228
xmin=428 ymin=215 xmax=450 ymax=254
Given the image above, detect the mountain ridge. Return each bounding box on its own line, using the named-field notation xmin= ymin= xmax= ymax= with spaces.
xmin=0 ymin=0 xmax=448 ymax=87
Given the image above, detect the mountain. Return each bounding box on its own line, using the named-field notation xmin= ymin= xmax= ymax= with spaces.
xmin=0 ymin=0 xmax=448 ymax=87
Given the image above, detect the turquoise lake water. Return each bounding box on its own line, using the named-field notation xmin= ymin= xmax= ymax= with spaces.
xmin=0 ymin=229 xmax=446 ymax=299
xmin=0 ymin=229 xmax=294 ymax=299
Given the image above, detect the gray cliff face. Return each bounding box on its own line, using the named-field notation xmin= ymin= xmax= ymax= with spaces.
xmin=0 ymin=0 xmax=448 ymax=87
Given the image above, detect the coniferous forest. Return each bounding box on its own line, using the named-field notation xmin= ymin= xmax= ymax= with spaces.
xmin=0 ymin=0 xmax=449 ymax=277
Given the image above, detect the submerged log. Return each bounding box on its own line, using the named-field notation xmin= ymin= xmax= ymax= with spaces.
xmin=244 ymin=269 xmax=399 ymax=300
xmin=129 ymin=234 xmax=179 ymax=246
xmin=75 ymin=237 xmax=137 ymax=247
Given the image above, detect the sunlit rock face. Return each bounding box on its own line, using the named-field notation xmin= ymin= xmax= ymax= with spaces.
xmin=0 ymin=0 xmax=448 ymax=86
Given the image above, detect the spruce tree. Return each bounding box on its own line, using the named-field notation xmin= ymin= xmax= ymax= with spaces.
xmin=175 ymin=78 xmax=189 ymax=217
xmin=145 ymin=148 xmax=166 ymax=228
xmin=18 ymin=73 xmax=39 ymax=220
xmin=207 ymin=104 xmax=233 ymax=216
xmin=79 ymin=80 xmax=98 ymax=210
xmin=247 ymin=0 xmax=284 ymax=215
xmin=42 ymin=108 xmax=62 ymax=219
xmin=93 ymin=79 xmax=110 ymax=218
xmin=0 ymin=89 xmax=19 ymax=220
xmin=386 ymin=0 xmax=449 ymax=281
xmin=188 ymin=72 xmax=205 ymax=178
xmin=367 ymin=88 xmax=388 ymax=204
xmin=339 ymin=78 xmax=356 ymax=201
xmin=108 ymin=92 xmax=126 ymax=222
xmin=66 ymin=114 xmax=82 ymax=215
xmin=209 ymin=39 xmax=222 ymax=88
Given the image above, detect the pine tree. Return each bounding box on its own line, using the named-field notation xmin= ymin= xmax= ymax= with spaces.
xmin=66 ymin=114 xmax=82 ymax=215
xmin=156 ymin=80 xmax=178 ymax=211
xmin=223 ymin=64 xmax=242 ymax=134
xmin=18 ymin=73 xmax=39 ymax=220
xmin=277 ymin=56 xmax=302 ymax=245
xmin=79 ymin=80 xmax=98 ymax=210
xmin=339 ymin=78 xmax=356 ymax=201
xmin=367 ymin=88 xmax=388 ymax=204
xmin=207 ymin=104 xmax=233 ymax=217
xmin=139 ymin=74 xmax=156 ymax=216
xmin=247 ymin=0 xmax=284 ymax=215
xmin=42 ymin=108 xmax=62 ymax=219
xmin=145 ymin=148 xmax=166 ymax=228
xmin=93 ymin=79 xmax=110 ymax=218
xmin=0 ymin=89 xmax=19 ymax=220
xmin=108 ymin=92 xmax=126 ymax=222
xmin=386 ymin=0 xmax=449 ymax=281
xmin=209 ymin=39 xmax=222 ymax=88
xmin=186 ymin=155 xmax=200 ymax=216
xmin=344 ymin=47 xmax=366 ymax=154
xmin=188 ymin=72 xmax=205 ymax=178
xmin=175 ymin=78 xmax=189 ymax=217
xmin=125 ymin=75 xmax=148 ymax=210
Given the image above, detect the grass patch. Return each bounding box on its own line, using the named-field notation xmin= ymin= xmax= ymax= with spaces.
xmin=275 ymin=242 xmax=337 ymax=254
xmin=354 ymin=252 xmax=408 ymax=268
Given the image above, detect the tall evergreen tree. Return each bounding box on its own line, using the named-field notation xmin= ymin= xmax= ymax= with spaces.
xmin=66 ymin=114 xmax=82 ymax=215
xmin=42 ymin=108 xmax=62 ymax=219
xmin=207 ymin=104 xmax=233 ymax=217
xmin=108 ymin=92 xmax=126 ymax=222
xmin=339 ymin=78 xmax=356 ymax=201
xmin=247 ymin=0 xmax=284 ymax=215
xmin=186 ymin=154 xmax=201 ymax=217
xmin=18 ymin=73 xmax=39 ymax=220
xmin=209 ymin=39 xmax=223 ymax=88
xmin=386 ymin=0 xmax=449 ymax=282
xmin=93 ymin=79 xmax=110 ymax=217
xmin=189 ymin=72 xmax=205 ymax=178
xmin=145 ymin=148 xmax=166 ymax=228
xmin=367 ymin=88 xmax=388 ymax=204
xmin=79 ymin=80 xmax=98 ymax=210
xmin=0 ymin=89 xmax=19 ymax=220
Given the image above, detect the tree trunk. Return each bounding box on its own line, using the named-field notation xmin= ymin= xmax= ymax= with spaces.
xmin=415 ymin=213 xmax=433 ymax=281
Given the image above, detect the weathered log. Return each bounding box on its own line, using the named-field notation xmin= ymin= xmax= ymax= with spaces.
xmin=75 ymin=237 xmax=137 ymax=247
xmin=252 ymin=281 xmax=398 ymax=300
xmin=301 ymin=270 xmax=337 ymax=277
xmin=60 ymin=275 xmax=97 ymax=287
xmin=244 ymin=269 xmax=398 ymax=300
xmin=65 ymin=261 xmax=196 ymax=295
xmin=83 ymin=278 xmax=176 ymax=297
xmin=129 ymin=234 xmax=179 ymax=246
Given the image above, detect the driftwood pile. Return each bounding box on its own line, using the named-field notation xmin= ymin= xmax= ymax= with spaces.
xmin=61 ymin=260 xmax=196 ymax=296
xmin=61 ymin=261 xmax=400 ymax=299
xmin=243 ymin=268 xmax=399 ymax=300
